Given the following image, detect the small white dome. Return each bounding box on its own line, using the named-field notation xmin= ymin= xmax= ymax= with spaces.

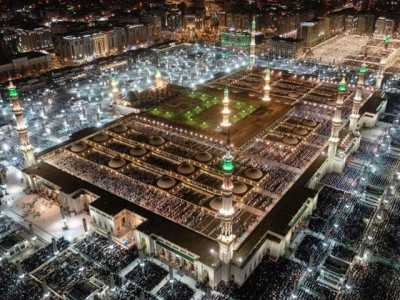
xmin=177 ymin=163 xmax=195 ymax=175
xmin=293 ymin=127 xmax=308 ymax=136
xmin=156 ymin=176 xmax=176 ymax=189
xmin=302 ymin=120 xmax=317 ymax=127
xmin=195 ymin=152 xmax=212 ymax=162
xmin=111 ymin=124 xmax=128 ymax=133
xmin=209 ymin=197 xmax=222 ymax=211
xmin=233 ymin=181 xmax=248 ymax=194
xmin=129 ymin=146 xmax=146 ymax=156
xmin=149 ymin=136 xmax=165 ymax=146
xmin=244 ymin=168 xmax=263 ymax=180
xmin=70 ymin=142 xmax=88 ymax=153
xmin=283 ymin=136 xmax=299 ymax=145
xmin=108 ymin=157 xmax=126 ymax=168
xmin=93 ymin=133 xmax=109 ymax=142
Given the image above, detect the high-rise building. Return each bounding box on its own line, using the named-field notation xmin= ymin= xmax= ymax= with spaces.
xmin=374 ymin=17 xmax=394 ymax=37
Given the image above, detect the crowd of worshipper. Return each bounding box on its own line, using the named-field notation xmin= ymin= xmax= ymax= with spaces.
xmin=308 ymin=35 xmax=370 ymax=65
xmin=130 ymin=84 xmax=180 ymax=109
xmin=331 ymin=245 xmax=355 ymax=263
xmin=127 ymin=119 xmax=223 ymax=152
xmin=328 ymin=201 xmax=374 ymax=247
xmin=195 ymin=172 xmax=223 ymax=190
xmin=230 ymin=257 xmax=304 ymax=300
xmin=0 ymin=75 xmax=119 ymax=169
xmin=145 ymin=154 xmax=180 ymax=172
xmin=342 ymin=263 xmax=400 ymax=300
xmin=125 ymin=260 xmax=168 ymax=292
xmin=294 ymin=234 xmax=327 ymax=266
xmin=241 ymin=191 xmax=273 ymax=211
xmin=321 ymin=165 xmax=363 ymax=192
xmin=52 ymin=155 xmax=232 ymax=239
xmin=122 ymin=165 xmax=160 ymax=185
xmin=306 ymin=134 xmax=328 ymax=147
xmin=113 ymin=282 xmax=156 ymax=300
xmin=22 ymin=237 xmax=70 ymax=272
xmin=0 ymin=215 xmax=20 ymax=239
xmin=0 ymin=260 xmax=51 ymax=300
xmin=306 ymin=187 xmax=374 ymax=248
xmin=369 ymin=196 xmax=400 ymax=262
xmin=300 ymin=274 xmax=337 ymax=300
xmin=173 ymin=186 xmax=209 ymax=206
xmin=156 ymin=280 xmax=194 ymax=300
xmin=105 ymin=141 xmax=132 ymax=154
xmin=32 ymin=250 xmax=102 ymax=295
xmin=259 ymin=167 xmax=297 ymax=194
xmin=199 ymin=281 xmax=240 ymax=300
xmin=74 ymin=231 xmax=138 ymax=273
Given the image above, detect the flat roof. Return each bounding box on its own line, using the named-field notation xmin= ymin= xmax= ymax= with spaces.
xmin=359 ymin=91 xmax=385 ymax=116
xmin=65 ymin=281 xmax=97 ymax=300
xmin=0 ymin=232 xmax=25 ymax=250
xmin=233 ymin=152 xmax=324 ymax=266
xmin=25 ymin=162 xmax=219 ymax=266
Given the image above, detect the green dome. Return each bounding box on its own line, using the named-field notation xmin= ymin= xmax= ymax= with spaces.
xmin=111 ymin=76 xmax=117 ymax=82
xmin=222 ymin=159 xmax=234 ymax=173
xmin=251 ymin=20 xmax=256 ymax=29
xmin=384 ymin=36 xmax=390 ymax=44
xmin=359 ymin=65 xmax=367 ymax=74
xmin=224 ymin=88 xmax=229 ymax=95
xmin=266 ymin=67 xmax=271 ymax=73
xmin=338 ymin=82 xmax=347 ymax=92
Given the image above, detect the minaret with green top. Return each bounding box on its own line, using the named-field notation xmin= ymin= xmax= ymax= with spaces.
xmin=218 ymin=136 xmax=235 ymax=283
xmin=111 ymin=76 xmax=121 ymax=105
xmin=249 ymin=15 xmax=256 ymax=68
xmin=328 ymin=76 xmax=347 ymax=172
xmin=349 ymin=64 xmax=366 ymax=132
xmin=8 ymin=81 xmax=36 ymax=167
xmin=376 ymin=37 xmax=389 ymax=90
xmin=263 ymin=67 xmax=271 ymax=102
xmin=219 ymin=136 xmax=235 ymax=240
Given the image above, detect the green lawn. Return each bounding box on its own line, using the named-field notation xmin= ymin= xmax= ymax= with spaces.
xmin=147 ymin=91 xmax=258 ymax=130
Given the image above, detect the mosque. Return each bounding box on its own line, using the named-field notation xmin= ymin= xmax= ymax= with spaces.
xmin=9 ymin=20 xmax=390 ymax=288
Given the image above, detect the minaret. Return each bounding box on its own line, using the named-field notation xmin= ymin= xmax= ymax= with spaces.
xmin=220 ymin=88 xmax=231 ymax=130
xmin=218 ymin=137 xmax=235 ymax=282
xmin=328 ymin=76 xmax=347 ymax=172
xmin=376 ymin=58 xmax=385 ymax=90
xmin=111 ymin=76 xmax=121 ymax=105
xmin=219 ymin=138 xmax=235 ymax=237
xmin=376 ymin=37 xmax=390 ymax=90
xmin=8 ymin=82 xmax=36 ymax=167
xmin=249 ymin=16 xmax=256 ymax=68
xmin=349 ymin=64 xmax=366 ymax=133
xmin=263 ymin=67 xmax=271 ymax=103
xmin=155 ymin=67 xmax=163 ymax=89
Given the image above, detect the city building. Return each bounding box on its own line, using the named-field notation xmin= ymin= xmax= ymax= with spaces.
xmin=374 ymin=17 xmax=394 ymax=37
xmin=269 ymin=37 xmax=304 ymax=59
xmin=299 ymin=18 xmax=330 ymax=48
xmin=0 ymin=51 xmax=52 ymax=81
xmin=53 ymin=25 xmax=153 ymax=64
xmin=15 ymin=27 xmax=53 ymax=52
